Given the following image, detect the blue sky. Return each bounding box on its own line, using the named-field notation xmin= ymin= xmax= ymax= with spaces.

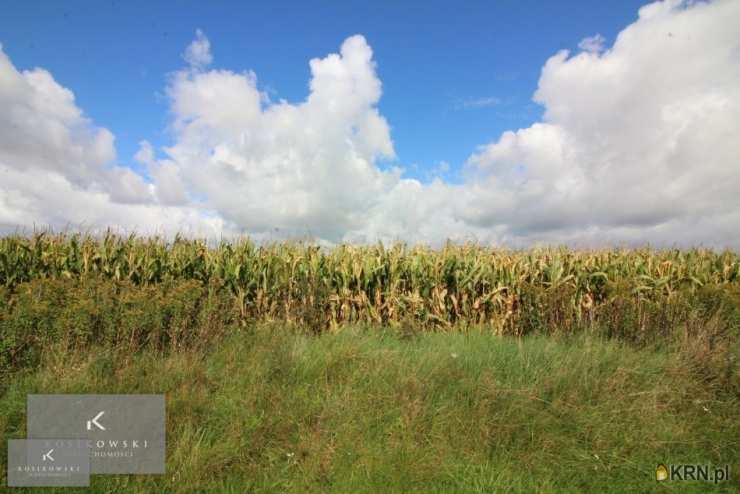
xmin=2 ymin=0 xmax=646 ymax=182
xmin=1 ymin=0 xmax=738 ymax=247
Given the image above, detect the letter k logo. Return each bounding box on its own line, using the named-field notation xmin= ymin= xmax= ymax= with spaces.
xmin=87 ymin=411 xmax=106 ymax=431
xmin=42 ymin=449 xmax=54 ymax=462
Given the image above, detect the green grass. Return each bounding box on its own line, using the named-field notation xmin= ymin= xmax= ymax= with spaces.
xmin=2 ymin=326 xmax=737 ymax=493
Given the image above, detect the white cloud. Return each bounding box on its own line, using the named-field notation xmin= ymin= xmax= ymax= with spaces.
xmin=0 ymin=45 xmax=226 ymax=236
xmin=160 ymin=34 xmax=398 ymax=241
xmin=578 ymin=34 xmax=606 ymax=54
xmin=1 ymin=0 xmax=739 ymax=248
xmin=0 ymin=51 xmax=113 ymax=187
xmin=133 ymin=140 xmax=189 ymax=205
xmin=182 ymin=29 xmax=213 ymax=69
xmin=462 ymin=0 xmax=740 ymax=247
xmin=133 ymin=139 xmax=155 ymax=164
xmin=434 ymin=161 xmax=450 ymax=174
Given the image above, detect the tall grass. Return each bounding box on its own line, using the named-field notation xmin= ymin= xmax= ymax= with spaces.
xmin=1 ymin=327 xmax=737 ymax=493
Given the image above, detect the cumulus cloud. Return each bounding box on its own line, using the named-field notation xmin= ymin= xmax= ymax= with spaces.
xmin=0 ymin=49 xmax=114 ymax=189
xmin=1 ymin=0 xmax=739 ymax=248
xmin=462 ymin=0 xmax=740 ymax=247
xmin=160 ymin=34 xmax=399 ymax=241
xmin=578 ymin=34 xmax=606 ymax=54
xmin=133 ymin=140 xmax=189 ymax=205
xmin=0 ymin=45 xmax=225 ymax=236
xmin=182 ymin=29 xmax=213 ymax=69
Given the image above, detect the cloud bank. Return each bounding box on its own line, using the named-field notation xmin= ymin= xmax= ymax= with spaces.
xmin=463 ymin=0 xmax=740 ymax=247
xmin=0 ymin=44 xmax=225 ymax=236
xmin=0 ymin=0 xmax=738 ymax=247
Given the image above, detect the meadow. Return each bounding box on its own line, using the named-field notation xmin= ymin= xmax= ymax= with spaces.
xmin=0 ymin=233 xmax=738 ymax=492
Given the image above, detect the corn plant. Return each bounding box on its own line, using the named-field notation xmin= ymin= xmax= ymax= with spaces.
xmin=0 ymin=231 xmax=737 ymax=333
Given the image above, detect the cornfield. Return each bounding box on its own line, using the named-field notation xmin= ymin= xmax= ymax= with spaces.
xmin=1 ymin=232 xmax=738 ymax=335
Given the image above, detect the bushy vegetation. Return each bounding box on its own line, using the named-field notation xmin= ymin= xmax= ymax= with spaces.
xmin=0 ymin=277 xmax=234 ymax=378
xmin=0 ymin=275 xmax=736 ymax=394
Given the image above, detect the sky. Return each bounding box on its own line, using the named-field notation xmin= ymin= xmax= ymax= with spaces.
xmin=1 ymin=0 xmax=739 ymax=247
